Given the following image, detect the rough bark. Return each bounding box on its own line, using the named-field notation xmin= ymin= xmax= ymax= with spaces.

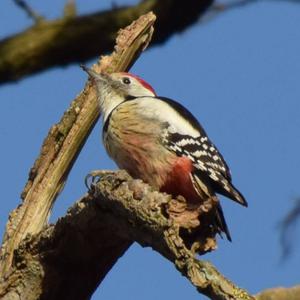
xmin=1 ymin=170 xmax=299 ymax=300
xmin=0 ymin=171 xmax=252 ymax=300
xmin=0 ymin=0 xmax=213 ymax=84
xmin=0 ymin=11 xmax=156 ymax=276
xmin=0 ymin=171 xmax=300 ymax=300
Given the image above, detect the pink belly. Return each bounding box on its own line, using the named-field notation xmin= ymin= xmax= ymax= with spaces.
xmin=108 ymin=131 xmax=200 ymax=202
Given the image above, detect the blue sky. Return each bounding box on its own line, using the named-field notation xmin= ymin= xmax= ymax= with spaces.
xmin=1 ymin=1 xmax=300 ymax=299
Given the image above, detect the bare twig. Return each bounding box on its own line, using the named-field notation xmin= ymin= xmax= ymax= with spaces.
xmin=13 ymin=0 xmax=43 ymax=23
xmin=63 ymin=0 xmax=77 ymax=18
xmin=199 ymin=0 xmax=258 ymax=23
xmin=203 ymin=0 xmax=300 ymax=23
xmin=278 ymin=198 xmax=300 ymax=260
xmin=212 ymin=0 xmax=258 ymax=12
xmin=211 ymin=0 xmax=300 ymax=14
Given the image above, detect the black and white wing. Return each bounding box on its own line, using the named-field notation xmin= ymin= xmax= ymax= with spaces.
xmin=158 ymin=97 xmax=247 ymax=207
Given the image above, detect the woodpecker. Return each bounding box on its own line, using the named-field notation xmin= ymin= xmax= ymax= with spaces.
xmin=82 ymin=66 xmax=247 ymax=241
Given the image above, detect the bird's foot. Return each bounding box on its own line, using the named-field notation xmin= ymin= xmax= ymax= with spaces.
xmin=84 ymin=170 xmax=115 ymax=192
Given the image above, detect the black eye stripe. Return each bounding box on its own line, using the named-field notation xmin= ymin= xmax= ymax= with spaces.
xmin=122 ymin=77 xmax=131 ymax=84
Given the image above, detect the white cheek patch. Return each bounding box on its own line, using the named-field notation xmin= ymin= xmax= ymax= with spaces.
xmin=99 ymin=90 xmax=125 ymax=124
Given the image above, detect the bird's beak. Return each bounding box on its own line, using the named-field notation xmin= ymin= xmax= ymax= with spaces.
xmin=80 ymin=65 xmax=110 ymax=83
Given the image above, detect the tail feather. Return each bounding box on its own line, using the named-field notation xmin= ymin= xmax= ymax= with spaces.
xmin=215 ymin=203 xmax=232 ymax=242
xmin=193 ymin=169 xmax=248 ymax=207
xmin=213 ymin=180 xmax=248 ymax=207
xmin=226 ymin=183 xmax=248 ymax=207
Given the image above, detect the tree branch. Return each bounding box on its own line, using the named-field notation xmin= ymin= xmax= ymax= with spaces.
xmin=63 ymin=0 xmax=77 ymax=19
xmin=0 ymin=0 xmax=213 ymax=84
xmin=3 ymin=170 xmax=299 ymax=299
xmin=201 ymin=0 xmax=300 ymax=25
xmin=0 ymin=171 xmax=255 ymax=300
xmin=211 ymin=0 xmax=300 ymax=14
xmin=0 ymin=12 xmax=156 ymax=276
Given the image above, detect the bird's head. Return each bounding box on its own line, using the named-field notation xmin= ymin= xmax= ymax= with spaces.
xmin=82 ymin=65 xmax=156 ymax=121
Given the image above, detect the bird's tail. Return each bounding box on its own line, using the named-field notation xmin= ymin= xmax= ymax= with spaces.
xmin=215 ymin=203 xmax=232 ymax=241
xmin=213 ymin=179 xmax=248 ymax=207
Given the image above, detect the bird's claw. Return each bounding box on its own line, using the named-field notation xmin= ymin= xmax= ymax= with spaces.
xmin=84 ymin=170 xmax=114 ymax=192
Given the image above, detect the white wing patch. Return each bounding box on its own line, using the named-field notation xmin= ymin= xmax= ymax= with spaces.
xmin=137 ymin=97 xmax=200 ymax=137
xmin=176 ymin=138 xmax=201 ymax=147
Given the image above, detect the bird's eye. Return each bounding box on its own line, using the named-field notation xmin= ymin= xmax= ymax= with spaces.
xmin=122 ymin=77 xmax=131 ymax=85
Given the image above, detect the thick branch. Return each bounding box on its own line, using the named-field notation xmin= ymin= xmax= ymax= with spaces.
xmin=0 ymin=171 xmax=254 ymax=300
xmin=0 ymin=12 xmax=155 ymax=276
xmin=0 ymin=0 xmax=213 ymax=84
